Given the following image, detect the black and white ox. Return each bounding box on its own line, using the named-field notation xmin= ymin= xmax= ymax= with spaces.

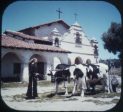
xmin=47 ymin=64 xmax=87 ymax=97
xmin=48 ymin=64 xmax=71 ymax=95
xmin=86 ymin=63 xmax=110 ymax=93
xmin=71 ymin=63 xmax=111 ymax=97
xmin=72 ymin=64 xmax=87 ymax=97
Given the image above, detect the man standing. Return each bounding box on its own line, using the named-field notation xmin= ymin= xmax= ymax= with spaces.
xmin=111 ymin=76 xmax=119 ymax=92
xmin=26 ymin=58 xmax=39 ymax=99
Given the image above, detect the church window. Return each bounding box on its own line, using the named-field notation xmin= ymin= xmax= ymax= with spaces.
xmin=94 ymin=45 xmax=98 ymax=56
xmin=75 ymin=32 xmax=82 ymax=44
xmin=55 ymin=37 xmax=59 ymax=47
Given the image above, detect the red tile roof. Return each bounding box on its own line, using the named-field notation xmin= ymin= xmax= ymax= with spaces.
xmin=5 ymin=30 xmax=50 ymax=42
xmin=1 ymin=35 xmax=71 ymax=53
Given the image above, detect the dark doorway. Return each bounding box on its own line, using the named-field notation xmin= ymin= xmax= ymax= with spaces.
xmin=37 ymin=62 xmax=45 ymax=80
xmin=13 ymin=63 xmax=21 ymax=81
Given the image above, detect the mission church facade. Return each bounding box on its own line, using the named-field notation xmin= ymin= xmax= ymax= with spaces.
xmin=1 ymin=19 xmax=98 ymax=82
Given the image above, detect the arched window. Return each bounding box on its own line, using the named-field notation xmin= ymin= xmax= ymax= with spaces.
xmin=55 ymin=37 xmax=59 ymax=47
xmin=75 ymin=32 xmax=82 ymax=44
xmin=94 ymin=45 xmax=98 ymax=56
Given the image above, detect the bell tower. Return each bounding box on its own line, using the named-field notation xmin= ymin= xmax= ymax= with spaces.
xmin=50 ymin=28 xmax=61 ymax=47
xmin=90 ymin=38 xmax=99 ymax=63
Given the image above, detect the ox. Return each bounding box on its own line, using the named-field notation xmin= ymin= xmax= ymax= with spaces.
xmin=48 ymin=64 xmax=71 ymax=95
xmin=48 ymin=63 xmax=110 ymax=98
xmin=86 ymin=63 xmax=111 ymax=93
xmin=72 ymin=64 xmax=87 ymax=97
xmin=71 ymin=63 xmax=111 ymax=97
xmin=48 ymin=64 xmax=87 ymax=97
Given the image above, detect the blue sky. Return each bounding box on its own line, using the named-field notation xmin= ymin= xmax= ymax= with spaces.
xmin=2 ymin=1 xmax=121 ymax=60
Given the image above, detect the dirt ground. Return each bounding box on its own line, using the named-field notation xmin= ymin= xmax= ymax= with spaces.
xmin=1 ymin=81 xmax=121 ymax=111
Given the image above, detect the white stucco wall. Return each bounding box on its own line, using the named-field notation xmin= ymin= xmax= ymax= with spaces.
xmin=61 ymin=41 xmax=94 ymax=54
xmin=60 ymin=22 xmax=98 ymax=64
xmin=35 ymin=23 xmax=68 ymax=40
xmin=34 ymin=21 xmax=98 ymax=65
xmin=68 ymin=53 xmax=97 ymax=64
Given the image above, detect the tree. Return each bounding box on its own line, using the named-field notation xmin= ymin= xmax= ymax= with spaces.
xmin=102 ymin=22 xmax=122 ymax=58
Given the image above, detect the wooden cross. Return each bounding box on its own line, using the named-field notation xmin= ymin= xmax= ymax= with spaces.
xmin=74 ymin=13 xmax=78 ymax=21
xmin=56 ymin=8 xmax=63 ymax=19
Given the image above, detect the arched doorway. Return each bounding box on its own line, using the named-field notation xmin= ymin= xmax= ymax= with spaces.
xmin=30 ymin=54 xmax=46 ymax=80
xmin=75 ymin=57 xmax=83 ymax=64
xmin=68 ymin=58 xmax=71 ymax=65
xmin=1 ymin=52 xmax=22 ymax=82
xmin=53 ymin=57 xmax=61 ymax=69
xmin=86 ymin=59 xmax=91 ymax=64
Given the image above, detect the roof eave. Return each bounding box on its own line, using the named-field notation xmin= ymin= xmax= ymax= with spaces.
xmin=1 ymin=46 xmax=71 ymax=53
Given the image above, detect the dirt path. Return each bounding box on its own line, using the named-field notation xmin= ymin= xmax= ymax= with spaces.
xmin=1 ymin=84 xmax=120 ymax=111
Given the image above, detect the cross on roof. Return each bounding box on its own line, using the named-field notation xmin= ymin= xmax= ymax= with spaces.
xmin=56 ymin=8 xmax=63 ymax=19
xmin=74 ymin=13 xmax=78 ymax=21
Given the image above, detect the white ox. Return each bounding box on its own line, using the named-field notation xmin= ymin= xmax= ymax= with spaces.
xmin=95 ymin=63 xmax=111 ymax=93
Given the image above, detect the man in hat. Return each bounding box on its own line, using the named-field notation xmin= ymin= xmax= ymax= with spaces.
xmin=26 ymin=58 xmax=39 ymax=99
